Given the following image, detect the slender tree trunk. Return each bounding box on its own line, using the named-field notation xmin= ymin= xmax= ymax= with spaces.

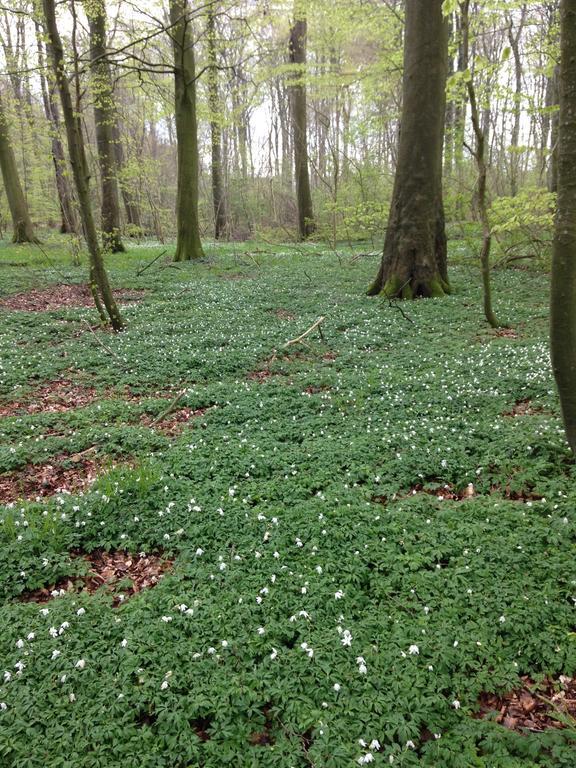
xmin=0 ymin=92 xmax=38 ymax=243
xmin=169 ymin=0 xmax=204 ymax=261
xmin=368 ymin=0 xmax=449 ymax=298
xmin=111 ymin=119 xmax=142 ymax=233
xmin=289 ymin=0 xmax=315 ymax=240
xmin=35 ymin=23 xmax=78 ymax=235
xmin=551 ymin=0 xmax=576 ymax=453
xmin=548 ymin=64 xmax=560 ymax=193
xmin=207 ymin=6 xmax=228 ymax=240
xmin=86 ymin=0 xmax=125 ymax=252
xmin=507 ymin=6 xmax=526 ymax=197
xmin=42 ymin=0 xmax=124 ymax=331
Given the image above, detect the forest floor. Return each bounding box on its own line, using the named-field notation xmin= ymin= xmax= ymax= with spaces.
xmin=0 ymin=236 xmax=575 ymax=767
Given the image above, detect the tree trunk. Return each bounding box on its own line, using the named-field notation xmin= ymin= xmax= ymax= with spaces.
xmin=0 ymin=92 xmax=38 ymax=243
xmin=35 ymin=23 xmax=78 ymax=235
xmin=368 ymin=0 xmax=449 ymax=298
xmin=86 ymin=0 xmax=125 ymax=252
xmin=289 ymin=0 xmax=315 ymax=240
xmin=169 ymin=0 xmax=204 ymax=261
xmin=207 ymin=6 xmax=228 ymax=240
xmin=548 ymin=64 xmax=560 ymax=193
xmin=42 ymin=0 xmax=124 ymax=331
xmin=111 ymin=119 xmax=142 ymax=233
xmin=507 ymin=6 xmax=526 ymax=197
xmin=550 ymin=0 xmax=576 ymax=454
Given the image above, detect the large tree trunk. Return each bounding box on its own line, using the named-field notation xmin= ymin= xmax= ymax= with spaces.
xmin=86 ymin=0 xmax=125 ymax=253
xmin=42 ymin=0 xmax=124 ymax=331
xmin=35 ymin=23 xmax=78 ymax=235
xmin=207 ymin=6 xmax=228 ymax=240
xmin=169 ymin=0 xmax=204 ymax=261
xmin=550 ymin=0 xmax=576 ymax=453
xmin=289 ymin=0 xmax=315 ymax=240
xmin=0 ymin=92 xmax=38 ymax=243
xmin=368 ymin=0 xmax=449 ymax=298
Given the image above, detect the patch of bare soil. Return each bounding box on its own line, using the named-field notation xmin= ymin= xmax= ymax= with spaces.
xmin=0 ymin=284 xmax=146 ymax=312
xmin=502 ymin=398 xmax=548 ymax=417
xmin=475 ymin=676 xmax=576 ymax=732
xmin=140 ymin=405 xmax=214 ymax=434
xmin=272 ymin=308 xmax=296 ymax=320
xmin=19 ymin=550 xmax=173 ymax=606
xmin=0 ymin=453 xmax=119 ymax=504
xmin=494 ymin=327 xmax=519 ymax=339
xmin=0 ymin=379 xmax=98 ymax=418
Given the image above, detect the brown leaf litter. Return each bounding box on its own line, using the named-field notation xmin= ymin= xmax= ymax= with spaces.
xmin=476 ymin=675 xmax=576 ymax=732
xmin=0 ymin=379 xmax=98 ymax=418
xmin=0 ymin=454 xmax=121 ymax=504
xmin=19 ymin=549 xmax=173 ymax=606
xmin=0 ymin=284 xmax=145 ymax=312
xmin=140 ymin=405 xmax=214 ymax=435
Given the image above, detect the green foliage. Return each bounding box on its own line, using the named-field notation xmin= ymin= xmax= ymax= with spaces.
xmin=0 ymin=240 xmax=575 ymax=766
xmin=490 ymin=188 xmax=556 ymax=264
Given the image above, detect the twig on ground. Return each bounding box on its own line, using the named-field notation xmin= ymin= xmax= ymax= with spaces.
xmin=82 ymin=320 xmax=124 ymax=362
xmin=283 ymin=317 xmax=326 ymax=349
xmin=136 ymin=249 xmax=167 ymax=276
xmin=149 ymin=389 xmax=187 ymax=426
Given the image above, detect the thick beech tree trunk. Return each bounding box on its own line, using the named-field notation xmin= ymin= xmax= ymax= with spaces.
xmin=169 ymin=0 xmax=204 ymax=261
xmin=43 ymin=0 xmax=124 ymax=331
xmin=551 ymin=0 xmax=576 ymax=453
xmin=0 ymin=92 xmax=38 ymax=243
xmin=207 ymin=6 xmax=228 ymax=240
xmin=368 ymin=0 xmax=449 ymax=298
xmin=289 ymin=0 xmax=315 ymax=240
xmin=86 ymin=0 xmax=125 ymax=252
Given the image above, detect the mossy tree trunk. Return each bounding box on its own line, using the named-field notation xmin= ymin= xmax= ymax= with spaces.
xmin=169 ymin=0 xmax=205 ymax=261
xmin=207 ymin=5 xmax=228 ymax=240
xmin=0 ymin=92 xmax=38 ymax=244
xmin=289 ymin=0 xmax=315 ymax=240
xmin=548 ymin=64 xmax=560 ymax=193
xmin=86 ymin=0 xmax=125 ymax=253
xmin=368 ymin=0 xmax=449 ymax=298
xmin=43 ymin=0 xmax=124 ymax=331
xmin=551 ymin=0 xmax=576 ymax=453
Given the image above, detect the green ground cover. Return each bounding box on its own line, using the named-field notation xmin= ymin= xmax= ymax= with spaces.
xmin=0 ymin=238 xmax=575 ymax=767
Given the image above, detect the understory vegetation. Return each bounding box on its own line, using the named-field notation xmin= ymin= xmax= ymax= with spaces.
xmin=0 ymin=239 xmax=575 ymax=766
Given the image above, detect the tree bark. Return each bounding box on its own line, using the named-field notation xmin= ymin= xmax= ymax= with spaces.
xmin=550 ymin=0 xmax=576 ymax=453
xmin=289 ymin=0 xmax=315 ymax=240
xmin=42 ymin=0 xmax=124 ymax=331
xmin=35 ymin=23 xmax=78 ymax=235
xmin=368 ymin=0 xmax=449 ymax=298
xmin=0 ymin=91 xmax=38 ymax=243
xmin=111 ymin=118 xmax=142 ymax=233
xmin=86 ymin=0 xmax=125 ymax=252
xmin=207 ymin=6 xmax=228 ymax=240
xmin=548 ymin=64 xmax=560 ymax=193
xmin=506 ymin=6 xmax=527 ymax=197
xmin=169 ymin=0 xmax=204 ymax=261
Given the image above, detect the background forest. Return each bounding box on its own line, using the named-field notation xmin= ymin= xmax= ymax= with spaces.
xmin=0 ymin=0 xmax=560 ymax=254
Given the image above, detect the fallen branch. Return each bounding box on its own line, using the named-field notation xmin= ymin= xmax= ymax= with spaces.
xmin=283 ymin=317 xmax=326 ymax=349
xmin=149 ymin=389 xmax=188 ymax=426
xmin=82 ymin=320 xmax=124 ymax=362
xmin=136 ymin=249 xmax=167 ymax=276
